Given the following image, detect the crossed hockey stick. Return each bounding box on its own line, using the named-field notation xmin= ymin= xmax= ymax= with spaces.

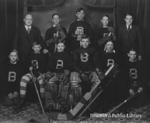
xmin=30 ymin=68 xmax=51 ymax=122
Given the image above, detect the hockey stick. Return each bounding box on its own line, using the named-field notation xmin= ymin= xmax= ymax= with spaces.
xmin=108 ymin=89 xmax=143 ymax=114
xmin=30 ymin=68 xmax=51 ymax=122
xmin=69 ymin=65 xmax=115 ymax=119
xmin=77 ymin=64 xmax=117 ymax=118
xmin=30 ymin=69 xmax=45 ymax=114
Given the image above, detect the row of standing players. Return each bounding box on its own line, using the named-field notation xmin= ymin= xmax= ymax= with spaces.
xmin=4 ymin=8 xmax=143 ymax=113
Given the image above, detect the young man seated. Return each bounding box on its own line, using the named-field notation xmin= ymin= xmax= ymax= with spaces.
xmin=94 ymin=41 xmax=119 ymax=112
xmin=70 ymin=36 xmax=100 ymax=107
xmin=96 ymin=41 xmax=117 ymax=71
xmin=4 ymin=50 xmax=26 ymax=106
xmin=16 ymin=43 xmax=48 ymax=111
xmin=45 ymin=42 xmax=72 ymax=112
xmin=127 ymin=50 xmax=143 ymax=96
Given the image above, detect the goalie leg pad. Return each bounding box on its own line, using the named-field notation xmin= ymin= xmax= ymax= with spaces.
xmin=38 ymin=75 xmax=45 ymax=97
xmin=69 ymin=72 xmax=82 ymax=106
xmin=57 ymin=73 xmax=69 ymax=100
xmin=20 ymin=73 xmax=32 ymax=98
xmin=46 ymin=75 xmax=58 ymax=102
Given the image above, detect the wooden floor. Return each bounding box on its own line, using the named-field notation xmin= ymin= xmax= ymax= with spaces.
xmin=0 ymin=97 xmax=150 ymax=123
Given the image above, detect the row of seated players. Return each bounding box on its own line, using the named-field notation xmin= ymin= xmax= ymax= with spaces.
xmin=4 ymin=36 xmax=142 ymax=113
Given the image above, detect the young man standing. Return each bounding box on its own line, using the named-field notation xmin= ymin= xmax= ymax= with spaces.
xmin=44 ymin=13 xmax=67 ymax=55
xmin=96 ymin=15 xmax=116 ymax=51
xmin=67 ymin=8 xmax=94 ymax=52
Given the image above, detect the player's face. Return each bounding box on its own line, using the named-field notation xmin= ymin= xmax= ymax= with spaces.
xmin=105 ymin=42 xmax=114 ymax=52
xmin=52 ymin=15 xmax=60 ymax=25
xmin=128 ymin=50 xmax=136 ymax=60
xmin=76 ymin=10 xmax=85 ymax=20
xmin=80 ymin=38 xmax=89 ymax=48
xmin=125 ymin=15 xmax=133 ymax=25
xmin=9 ymin=51 xmax=18 ymax=62
xmin=32 ymin=45 xmax=41 ymax=53
xmin=101 ymin=16 xmax=109 ymax=27
xmin=24 ymin=14 xmax=33 ymax=26
xmin=57 ymin=43 xmax=65 ymax=52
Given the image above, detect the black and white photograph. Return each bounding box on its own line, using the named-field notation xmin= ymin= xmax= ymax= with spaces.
xmin=0 ymin=0 xmax=150 ymax=122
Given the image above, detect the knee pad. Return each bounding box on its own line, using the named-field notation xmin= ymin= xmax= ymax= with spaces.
xmin=70 ymin=72 xmax=81 ymax=87
xmin=57 ymin=73 xmax=65 ymax=82
xmin=90 ymin=72 xmax=100 ymax=83
xmin=8 ymin=93 xmax=13 ymax=99
xmin=22 ymin=73 xmax=32 ymax=82
xmin=46 ymin=81 xmax=57 ymax=93
xmin=45 ymin=72 xmax=54 ymax=82
xmin=13 ymin=91 xmax=19 ymax=98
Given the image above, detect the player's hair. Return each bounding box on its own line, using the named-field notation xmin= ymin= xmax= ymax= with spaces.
xmin=52 ymin=13 xmax=60 ymax=18
xmin=81 ymin=35 xmax=90 ymax=44
xmin=32 ymin=42 xmax=41 ymax=50
xmin=24 ymin=13 xmax=32 ymax=19
xmin=32 ymin=42 xmax=41 ymax=46
xmin=125 ymin=13 xmax=134 ymax=19
xmin=57 ymin=42 xmax=65 ymax=47
xmin=101 ymin=14 xmax=110 ymax=20
xmin=76 ymin=7 xmax=85 ymax=13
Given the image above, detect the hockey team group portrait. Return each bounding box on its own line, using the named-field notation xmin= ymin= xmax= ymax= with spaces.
xmin=0 ymin=0 xmax=150 ymax=122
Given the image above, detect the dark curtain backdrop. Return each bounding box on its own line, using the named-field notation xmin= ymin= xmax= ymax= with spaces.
xmin=140 ymin=0 xmax=150 ymax=83
xmin=135 ymin=0 xmax=150 ymax=83
xmin=0 ymin=0 xmax=150 ymax=98
xmin=0 ymin=0 xmax=23 ymax=99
